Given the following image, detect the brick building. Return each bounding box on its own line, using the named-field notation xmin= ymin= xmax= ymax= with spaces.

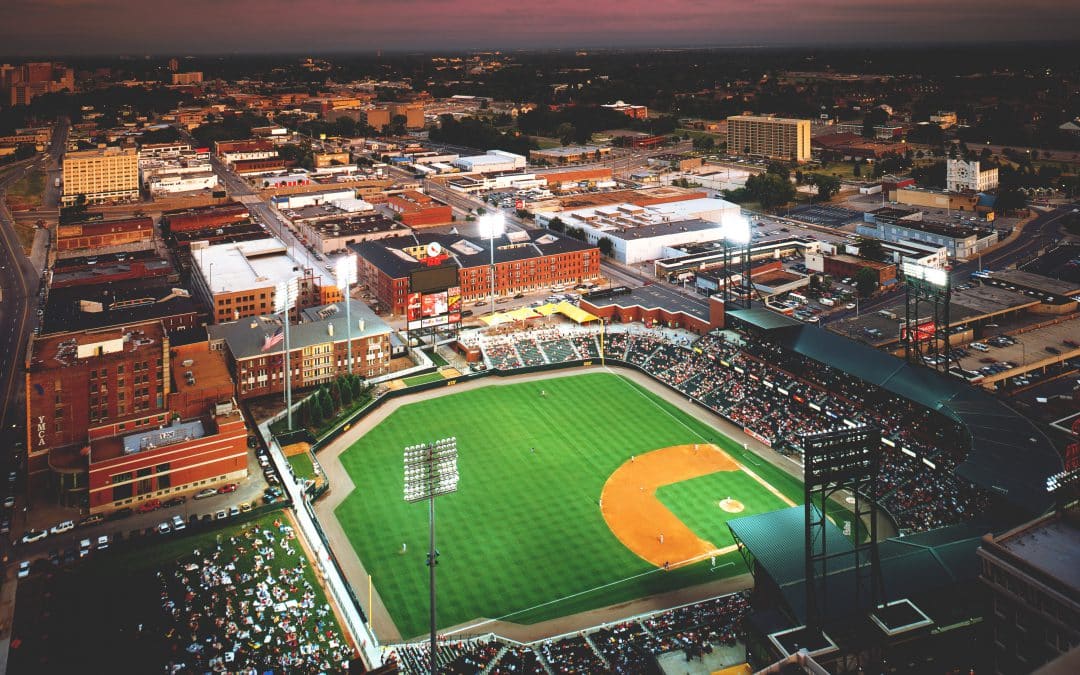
xmin=190 ymin=238 xmax=342 ymax=324
xmin=352 ymin=231 xmax=600 ymax=315
xmin=207 ymin=300 xmax=392 ymax=400
xmin=232 ymin=157 xmax=288 ymax=174
xmin=822 ymin=254 xmax=897 ymax=287
xmin=163 ymin=202 xmax=250 ymax=233
xmin=386 ymin=190 xmax=453 ymax=228
xmin=56 ymin=216 xmax=153 ymax=252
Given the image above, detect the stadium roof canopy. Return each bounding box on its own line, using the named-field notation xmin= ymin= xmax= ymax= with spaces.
xmin=725 ymin=308 xmax=1062 ymax=514
xmin=729 ymin=506 xmax=985 ymax=625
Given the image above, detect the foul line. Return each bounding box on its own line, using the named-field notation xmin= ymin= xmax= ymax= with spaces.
xmin=442 ymin=544 xmax=740 ymax=638
xmin=739 ymin=465 xmax=796 ymax=507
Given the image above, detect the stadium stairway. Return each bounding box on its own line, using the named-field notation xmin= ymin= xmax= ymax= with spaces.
xmin=479 ymin=645 xmax=508 ymax=675
xmin=584 ymin=634 xmax=614 ymax=671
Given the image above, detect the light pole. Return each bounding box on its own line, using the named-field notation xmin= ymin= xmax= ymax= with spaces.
xmin=478 ymin=214 xmax=505 ymax=317
xmin=404 ymin=437 xmax=459 ymax=675
xmin=723 ymin=215 xmax=752 ymax=309
xmin=336 ymin=255 xmax=358 ymax=375
xmin=275 ymin=277 xmax=299 ymax=430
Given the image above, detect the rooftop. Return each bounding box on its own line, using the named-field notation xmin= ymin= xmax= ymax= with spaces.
xmin=191 ymin=237 xmax=333 ymax=294
xmin=206 ymin=299 xmax=390 ymax=361
xmin=352 ymin=230 xmax=596 ymax=279
xmin=581 ymin=285 xmax=711 ymax=323
xmin=993 ymin=511 xmax=1080 ymax=593
xmin=31 ymin=321 xmax=164 ymax=370
xmin=302 ymin=213 xmax=408 ymax=239
xmin=41 ymin=282 xmax=202 ymax=334
xmin=170 ymin=341 xmax=234 ymax=399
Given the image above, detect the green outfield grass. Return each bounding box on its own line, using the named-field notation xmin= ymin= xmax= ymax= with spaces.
xmin=334 ymin=372 xmax=835 ymax=638
xmin=402 ymin=371 xmax=446 ymax=386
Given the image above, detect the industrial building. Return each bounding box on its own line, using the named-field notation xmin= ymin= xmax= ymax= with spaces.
xmin=858 ymin=207 xmax=997 ymax=259
xmin=451 ymin=150 xmax=527 ymax=174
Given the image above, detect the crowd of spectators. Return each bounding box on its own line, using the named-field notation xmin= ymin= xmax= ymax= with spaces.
xmin=158 ymin=518 xmax=354 ymax=674
xmin=386 ymin=591 xmax=749 ymax=674
xmin=477 ymin=324 xmax=991 ymax=535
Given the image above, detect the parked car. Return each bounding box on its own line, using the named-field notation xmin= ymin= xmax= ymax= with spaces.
xmin=136 ymin=499 xmax=162 ymax=514
xmin=1046 ymin=346 xmax=1061 ymax=355
xmin=21 ymin=528 xmax=48 ymax=544
xmin=194 ymin=488 xmax=218 ymax=500
xmin=79 ymin=538 xmax=92 ymax=557
xmin=171 ymin=515 xmax=186 ymax=531
xmin=17 ymin=561 xmax=30 ymax=578
xmin=156 ymin=522 xmax=171 ymax=535
xmin=970 ymin=342 xmax=990 ymax=352
xmin=49 ymin=520 xmax=74 ymax=535
xmin=163 ymin=496 xmax=187 ymax=508
xmin=78 ymin=513 xmax=104 ymax=527
xmin=214 ymin=509 xmax=228 ymax=520
xmin=218 ymin=483 xmax=238 ymax=494
xmin=239 ymin=501 xmax=253 ymax=513
xmin=96 ymin=535 xmax=109 ymax=551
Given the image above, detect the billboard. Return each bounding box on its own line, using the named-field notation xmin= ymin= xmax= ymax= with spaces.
xmin=900 ymin=320 xmax=936 ymax=342
xmin=407 ymin=286 xmax=463 ymax=331
xmin=410 ymin=264 xmax=459 ymax=294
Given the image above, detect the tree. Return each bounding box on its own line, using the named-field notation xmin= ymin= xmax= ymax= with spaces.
xmin=388 ymin=114 xmax=408 ymax=137
xmin=308 ymin=396 xmax=323 ymax=426
xmin=809 ymin=174 xmax=841 ymax=201
xmin=547 ymin=217 xmax=565 ymax=232
xmin=857 ymin=238 xmax=888 ymax=262
xmin=852 ymin=161 xmax=862 ymax=178
xmin=597 ymin=237 xmax=614 ymax=257
xmin=556 ymin=123 xmax=577 ymax=146
xmin=300 ymin=398 xmax=312 ymax=427
xmin=995 ymin=186 xmax=1027 ymax=213
xmin=319 ymin=388 xmax=334 ymax=420
xmin=14 ymin=143 xmax=36 ymax=160
xmin=854 ymin=267 xmax=878 ymax=298
xmin=766 ymin=162 xmax=790 ymax=180
xmin=744 ymin=172 xmax=796 ymax=210
xmin=339 ymin=376 xmax=353 ymax=406
xmin=329 ymin=379 xmax=342 ymax=409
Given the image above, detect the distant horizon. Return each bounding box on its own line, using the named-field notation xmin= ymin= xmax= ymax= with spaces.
xmin=3 ymin=0 xmax=1078 ymax=57
xmin=3 ymin=38 xmax=1080 ymax=61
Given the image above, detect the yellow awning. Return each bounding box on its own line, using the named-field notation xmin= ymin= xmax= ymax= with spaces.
xmin=555 ymin=301 xmax=599 ymax=324
xmin=534 ymin=303 xmax=562 ymax=316
xmin=480 ymin=313 xmax=514 ymax=326
xmin=507 ymin=306 xmax=541 ymax=321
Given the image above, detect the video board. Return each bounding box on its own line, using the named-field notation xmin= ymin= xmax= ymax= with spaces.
xmin=410 ymin=264 xmax=459 ymax=294
xmin=407 ymin=286 xmax=462 ymax=331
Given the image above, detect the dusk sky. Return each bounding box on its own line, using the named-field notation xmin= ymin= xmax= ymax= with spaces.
xmin=3 ymin=0 xmax=1079 ymax=55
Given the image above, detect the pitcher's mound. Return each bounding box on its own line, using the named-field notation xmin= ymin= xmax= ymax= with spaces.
xmin=719 ymin=498 xmax=745 ymax=513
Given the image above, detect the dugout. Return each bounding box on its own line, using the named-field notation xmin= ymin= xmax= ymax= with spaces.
xmin=729 ymin=506 xmax=988 ymax=673
xmin=724 ymin=308 xmax=1062 ymax=518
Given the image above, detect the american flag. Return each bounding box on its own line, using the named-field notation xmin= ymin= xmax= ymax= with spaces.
xmin=261 ymin=327 xmax=284 ymax=352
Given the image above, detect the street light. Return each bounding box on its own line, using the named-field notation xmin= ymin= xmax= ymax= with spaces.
xmin=478 ymin=214 xmax=505 ymax=317
xmin=404 ymin=437 xmax=459 ymax=675
xmin=274 ymin=277 xmax=299 ymax=430
xmin=335 ymin=255 xmax=358 ymax=376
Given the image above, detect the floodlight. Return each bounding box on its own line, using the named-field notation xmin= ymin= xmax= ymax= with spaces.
xmin=724 ymin=215 xmax=752 ymax=244
xmin=902 ymin=262 xmax=948 ymax=288
xmin=335 ymin=254 xmax=357 ymax=287
xmin=274 ymin=277 xmax=299 ymax=314
xmin=478 ymin=213 xmax=506 ymax=239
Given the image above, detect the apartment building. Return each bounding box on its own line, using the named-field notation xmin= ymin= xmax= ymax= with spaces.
xmin=61 ymin=146 xmax=140 ymax=206
xmin=727 ymin=114 xmax=812 ymax=162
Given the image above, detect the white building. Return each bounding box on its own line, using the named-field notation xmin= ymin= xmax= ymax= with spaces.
xmin=148 ymin=171 xmax=219 ymax=195
xmin=221 ymin=150 xmax=279 ymax=166
xmin=535 ymin=197 xmax=741 ymax=264
xmin=271 ymin=188 xmax=357 ymax=210
xmin=947 ymin=159 xmax=999 ymax=193
xmin=452 ymin=150 xmax=527 ymax=174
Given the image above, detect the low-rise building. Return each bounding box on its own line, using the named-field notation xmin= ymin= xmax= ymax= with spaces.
xmin=947 ymin=159 xmax=999 ymax=193
xmin=207 ymin=300 xmax=392 ymax=399
xmin=859 ymin=207 xmax=996 ymax=259
xmin=601 ymin=100 xmax=648 ymax=119
xmin=386 ymin=190 xmax=453 ymax=228
xmin=190 ymin=238 xmax=342 ymax=323
xmin=822 ymin=253 xmax=897 ymax=287
xmin=55 ymin=216 xmax=153 ymax=252
xmin=531 ymin=145 xmax=612 ymax=165
xmin=148 ymin=171 xmax=219 ymax=195
xmin=452 ymin=150 xmax=527 ymax=174
xmin=163 ymin=203 xmax=250 ymax=233
xmin=294 ymin=213 xmax=409 ymax=254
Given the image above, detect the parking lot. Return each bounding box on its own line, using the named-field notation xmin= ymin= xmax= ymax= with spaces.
xmin=1020 ymin=243 xmax=1080 ymax=284
xmin=955 ymin=318 xmax=1080 ymax=384
xmin=784 ymin=204 xmax=863 ymax=229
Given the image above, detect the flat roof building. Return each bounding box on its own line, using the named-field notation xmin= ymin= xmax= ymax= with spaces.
xmin=61 ymin=146 xmax=140 ymax=206
xmin=386 ymin=190 xmax=453 ymax=228
xmin=189 ymin=237 xmax=341 ymax=323
xmin=728 ymin=115 xmax=812 ymax=162
xmin=452 ymin=150 xmax=527 ymax=174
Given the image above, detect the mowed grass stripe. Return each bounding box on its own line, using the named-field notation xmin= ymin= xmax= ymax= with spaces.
xmin=334 ymin=373 xmax=809 ymax=637
xmin=656 ymin=471 xmax=791 ymax=549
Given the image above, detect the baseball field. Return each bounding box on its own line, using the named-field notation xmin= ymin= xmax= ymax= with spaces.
xmin=333 ymin=372 xmax=850 ymax=639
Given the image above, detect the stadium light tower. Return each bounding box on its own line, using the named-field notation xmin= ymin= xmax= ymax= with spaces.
xmin=722 ymin=214 xmax=752 ymax=311
xmin=478 ymin=213 xmax=505 ymax=318
xmin=336 ymin=254 xmax=359 ymax=375
xmin=274 ymin=277 xmax=299 ymax=430
xmin=404 ymin=437 xmax=459 ymax=675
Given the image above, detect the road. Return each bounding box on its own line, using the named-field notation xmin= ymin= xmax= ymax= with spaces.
xmin=190 ymin=134 xmax=337 ymax=280
xmin=0 ymin=123 xmax=66 ymax=461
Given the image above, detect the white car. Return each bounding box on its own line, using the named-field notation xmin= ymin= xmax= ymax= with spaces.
xmin=215 ymin=509 xmax=228 ymax=520
xmin=20 ymin=529 xmax=47 ymax=544
xmin=171 ymin=515 xmax=186 ymax=531
xmin=17 ymin=561 xmax=30 ymax=579
xmin=156 ymin=522 xmax=171 ymax=535
xmin=845 ymin=303 xmax=857 ymax=310
xmin=79 ymin=538 xmax=92 ymax=557
xmin=95 ymin=534 xmax=109 ymax=551
xmin=49 ymin=520 xmax=74 ymax=535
